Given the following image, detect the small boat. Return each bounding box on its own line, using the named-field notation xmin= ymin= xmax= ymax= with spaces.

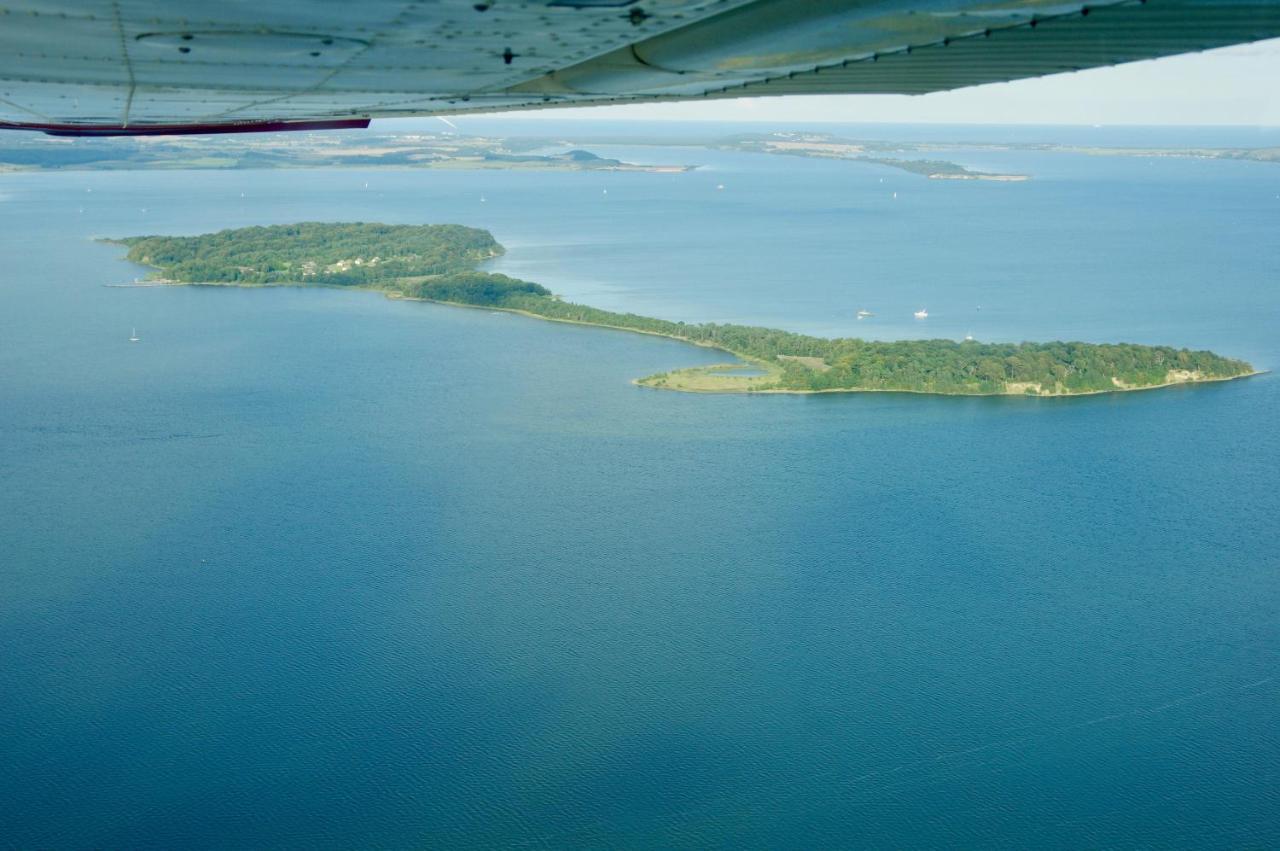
xmin=129 ymin=328 xmax=140 ymax=343
xmin=480 ymin=195 xmax=487 ymax=202
xmin=913 ymin=308 xmax=928 ymax=319
xmin=856 ymin=310 xmax=873 ymax=319
xmin=964 ymin=334 xmax=974 ymax=341
xmin=716 ymin=184 xmax=725 ymax=190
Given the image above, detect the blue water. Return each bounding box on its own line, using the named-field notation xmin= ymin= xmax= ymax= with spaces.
xmin=1 ymin=129 xmax=1277 ymax=848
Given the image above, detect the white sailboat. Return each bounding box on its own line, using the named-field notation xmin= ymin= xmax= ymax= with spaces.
xmin=129 ymin=327 xmax=140 ymax=342
xmin=913 ymin=308 xmax=928 ymax=319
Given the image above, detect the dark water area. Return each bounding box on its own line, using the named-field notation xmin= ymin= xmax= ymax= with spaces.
xmin=1 ymin=130 xmax=1277 ymax=847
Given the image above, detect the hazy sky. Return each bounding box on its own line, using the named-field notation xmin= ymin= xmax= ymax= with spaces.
xmin=482 ymin=38 xmax=1280 ymax=126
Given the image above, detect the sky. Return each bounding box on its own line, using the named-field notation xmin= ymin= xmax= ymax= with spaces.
xmin=471 ymin=38 xmax=1280 ymax=126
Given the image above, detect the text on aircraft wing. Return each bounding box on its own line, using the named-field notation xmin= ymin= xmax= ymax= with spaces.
xmin=1 ymin=0 xmax=1279 ymax=134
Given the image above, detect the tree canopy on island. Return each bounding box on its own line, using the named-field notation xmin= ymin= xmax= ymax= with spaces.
xmin=111 ymin=222 xmax=1254 ymax=397
xmin=492 ymin=296 xmax=1252 ymax=394
xmin=117 ymin=222 xmax=503 ymax=287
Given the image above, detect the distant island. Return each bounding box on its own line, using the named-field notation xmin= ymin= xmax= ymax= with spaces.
xmin=715 ymin=131 xmax=1280 ymax=177
xmin=106 ymin=223 xmax=1256 ymax=397
xmin=448 ymin=148 xmax=693 ymax=173
xmin=861 ymin=157 xmax=1029 ymax=181
xmin=718 ymin=135 xmax=1030 ymax=181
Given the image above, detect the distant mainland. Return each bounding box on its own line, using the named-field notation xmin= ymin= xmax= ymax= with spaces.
xmin=0 ymin=132 xmax=693 ymax=174
xmin=104 ymin=223 xmax=1257 ymax=397
xmin=8 ymin=127 xmax=1280 ymax=182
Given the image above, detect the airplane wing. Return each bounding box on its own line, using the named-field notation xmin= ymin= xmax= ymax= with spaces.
xmin=2 ymin=0 xmax=1278 ymax=135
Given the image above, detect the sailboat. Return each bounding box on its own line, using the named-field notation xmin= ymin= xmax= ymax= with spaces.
xmin=129 ymin=327 xmax=140 ymax=342
xmin=913 ymin=308 xmax=928 ymax=319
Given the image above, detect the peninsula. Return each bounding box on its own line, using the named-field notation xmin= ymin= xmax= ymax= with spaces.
xmin=107 ymin=223 xmax=1255 ymax=397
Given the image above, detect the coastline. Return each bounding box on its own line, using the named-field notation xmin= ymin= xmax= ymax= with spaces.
xmin=46 ymin=158 xmax=696 ymax=175
xmin=637 ymin=365 xmax=1265 ymax=397
xmin=125 ymin=276 xmax=1259 ymax=399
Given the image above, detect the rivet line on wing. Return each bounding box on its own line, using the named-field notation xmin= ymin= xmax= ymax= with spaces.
xmin=111 ymin=1 xmax=135 ymax=127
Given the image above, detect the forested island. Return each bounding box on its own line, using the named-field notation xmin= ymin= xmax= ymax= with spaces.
xmin=107 ymin=223 xmax=1256 ymax=397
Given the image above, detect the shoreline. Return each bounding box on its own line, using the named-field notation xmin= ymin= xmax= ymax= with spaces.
xmin=124 ymin=276 xmax=1261 ymax=399
xmin=37 ymin=161 xmax=697 ymax=176
xmin=636 ymin=365 xmax=1266 ymax=397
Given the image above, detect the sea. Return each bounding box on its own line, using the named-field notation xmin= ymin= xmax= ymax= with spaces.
xmin=1 ymin=121 xmax=1277 ymax=848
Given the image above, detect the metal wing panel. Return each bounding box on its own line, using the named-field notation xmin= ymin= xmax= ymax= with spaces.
xmin=689 ymin=0 xmax=1280 ymax=97
xmin=1 ymin=0 xmax=1278 ymax=133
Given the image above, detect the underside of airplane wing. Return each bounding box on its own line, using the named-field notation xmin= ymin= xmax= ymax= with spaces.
xmin=2 ymin=0 xmax=1278 ymax=135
